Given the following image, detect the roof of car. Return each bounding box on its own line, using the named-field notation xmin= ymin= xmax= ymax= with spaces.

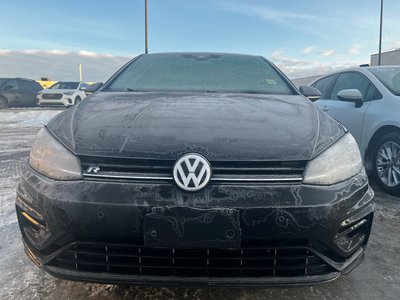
xmin=0 ymin=77 xmax=36 ymax=81
xmin=363 ymin=65 xmax=400 ymax=70
xmin=309 ymin=65 xmax=400 ymax=86
xmin=321 ymin=65 xmax=400 ymax=75
xmin=140 ymin=52 xmax=263 ymax=59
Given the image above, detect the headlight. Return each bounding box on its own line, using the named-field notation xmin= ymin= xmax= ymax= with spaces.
xmin=29 ymin=127 xmax=82 ymax=180
xmin=63 ymin=91 xmax=74 ymax=95
xmin=303 ymin=133 xmax=362 ymax=185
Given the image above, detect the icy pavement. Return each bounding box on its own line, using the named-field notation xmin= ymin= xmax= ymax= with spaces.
xmin=0 ymin=109 xmax=399 ymax=300
xmin=0 ymin=109 xmax=61 ymax=126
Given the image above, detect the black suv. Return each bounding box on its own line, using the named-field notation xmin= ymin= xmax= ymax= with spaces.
xmin=0 ymin=78 xmax=43 ymax=108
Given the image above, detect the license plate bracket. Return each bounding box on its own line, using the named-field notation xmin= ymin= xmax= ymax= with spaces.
xmin=143 ymin=207 xmax=241 ymax=248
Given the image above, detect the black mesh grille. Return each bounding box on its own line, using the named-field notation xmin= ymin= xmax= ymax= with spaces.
xmin=42 ymin=93 xmax=63 ymax=99
xmin=49 ymin=242 xmax=332 ymax=277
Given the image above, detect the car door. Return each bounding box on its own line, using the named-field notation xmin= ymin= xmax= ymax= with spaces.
xmin=314 ymin=72 xmax=371 ymax=145
xmin=30 ymin=80 xmax=43 ymax=106
xmin=17 ymin=79 xmax=37 ymax=106
xmin=2 ymin=79 xmax=21 ymax=106
xmin=313 ymin=73 xmax=337 ymax=113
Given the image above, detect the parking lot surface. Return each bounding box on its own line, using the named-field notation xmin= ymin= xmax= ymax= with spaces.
xmin=0 ymin=109 xmax=399 ymax=300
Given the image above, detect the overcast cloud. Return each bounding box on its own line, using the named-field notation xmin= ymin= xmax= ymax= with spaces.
xmin=0 ymin=50 xmax=133 ymax=82
xmin=0 ymin=48 xmax=360 ymax=81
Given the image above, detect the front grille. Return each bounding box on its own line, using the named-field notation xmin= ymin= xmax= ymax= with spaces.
xmin=42 ymin=93 xmax=63 ymax=99
xmin=80 ymin=156 xmax=307 ymax=184
xmin=49 ymin=242 xmax=332 ymax=277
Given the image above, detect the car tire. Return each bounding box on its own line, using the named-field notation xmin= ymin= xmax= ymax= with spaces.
xmin=371 ymin=132 xmax=400 ymax=196
xmin=0 ymin=97 xmax=8 ymax=109
xmin=75 ymin=96 xmax=81 ymax=105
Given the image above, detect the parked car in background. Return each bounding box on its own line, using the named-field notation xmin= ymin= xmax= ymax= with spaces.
xmin=37 ymin=81 xmax=88 ymax=107
xmin=311 ymin=66 xmax=400 ymax=195
xmin=16 ymin=53 xmax=374 ymax=287
xmin=0 ymin=78 xmax=43 ymax=108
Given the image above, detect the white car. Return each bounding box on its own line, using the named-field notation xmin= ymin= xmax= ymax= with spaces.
xmin=37 ymin=81 xmax=88 ymax=107
xmin=311 ymin=66 xmax=400 ymax=195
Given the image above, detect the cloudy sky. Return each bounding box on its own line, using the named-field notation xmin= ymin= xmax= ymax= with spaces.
xmin=0 ymin=0 xmax=399 ymax=81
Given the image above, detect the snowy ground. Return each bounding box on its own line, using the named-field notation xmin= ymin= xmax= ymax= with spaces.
xmin=0 ymin=109 xmax=399 ymax=300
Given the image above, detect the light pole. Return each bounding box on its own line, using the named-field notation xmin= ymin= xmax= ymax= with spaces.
xmin=78 ymin=64 xmax=83 ymax=81
xmin=378 ymin=0 xmax=384 ymax=66
xmin=145 ymin=0 xmax=148 ymax=54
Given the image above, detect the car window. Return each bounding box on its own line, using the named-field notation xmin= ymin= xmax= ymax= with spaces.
xmin=34 ymin=81 xmax=43 ymax=91
xmin=79 ymin=83 xmax=88 ymax=89
xmin=106 ymin=54 xmax=296 ymax=95
xmin=5 ymin=79 xmax=18 ymax=90
xmin=365 ymin=83 xmax=382 ymax=102
xmin=329 ymin=72 xmax=369 ymax=101
xmin=312 ymin=75 xmax=336 ymax=99
xmin=369 ymin=67 xmax=400 ymax=96
xmin=18 ymin=79 xmax=33 ymax=89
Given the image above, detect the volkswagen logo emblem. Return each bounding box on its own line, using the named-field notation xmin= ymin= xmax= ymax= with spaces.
xmin=173 ymin=153 xmax=212 ymax=192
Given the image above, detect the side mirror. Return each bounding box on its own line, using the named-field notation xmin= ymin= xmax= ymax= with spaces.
xmin=337 ymin=89 xmax=363 ymax=107
xmin=85 ymin=82 xmax=103 ymax=95
xmin=299 ymin=85 xmax=321 ymax=101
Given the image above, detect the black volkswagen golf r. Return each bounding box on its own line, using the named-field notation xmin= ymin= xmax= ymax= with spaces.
xmin=16 ymin=53 xmax=374 ymax=287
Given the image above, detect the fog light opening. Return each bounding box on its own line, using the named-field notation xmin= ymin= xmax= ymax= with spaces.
xmin=339 ymin=215 xmax=371 ymax=240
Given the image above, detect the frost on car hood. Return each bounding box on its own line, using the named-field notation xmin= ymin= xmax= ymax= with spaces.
xmin=46 ymin=92 xmax=345 ymax=161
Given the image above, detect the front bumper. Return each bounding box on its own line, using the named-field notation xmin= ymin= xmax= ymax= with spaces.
xmin=16 ymin=167 xmax=374 ymax=287
xmin=37 ymin=96 xmax=74 ymax=107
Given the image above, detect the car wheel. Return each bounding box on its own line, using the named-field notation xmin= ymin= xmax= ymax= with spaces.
xmin=0 ymin=97 xmax=8 ymax=109
xmin=372 ymin=132 xmax=400 ymax=195
xmin=75 ymin=96 xmax=81 ymax=105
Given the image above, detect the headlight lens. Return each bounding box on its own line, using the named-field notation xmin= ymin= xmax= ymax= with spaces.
xmin=63 ymin=91 xmax=74 ymax=95
xmin=303 ymin=133 xmax=363 ymax=185
xmin=29 ymin=127 xmax=82 ymax=180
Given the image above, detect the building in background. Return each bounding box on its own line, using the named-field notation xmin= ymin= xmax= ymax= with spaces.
xmin=371 ymin=49 xmax=400 ymax=66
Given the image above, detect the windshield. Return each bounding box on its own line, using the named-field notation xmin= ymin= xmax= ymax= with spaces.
xmin=49 ymin=82 xmax=79 ymax=90
xmin=106 ymin=53 xmax=295 ymax=95
xmin=370 ymin=67 xmax=400 ymax=96
xmin=0 ymin=79 xmax=7 ymax=87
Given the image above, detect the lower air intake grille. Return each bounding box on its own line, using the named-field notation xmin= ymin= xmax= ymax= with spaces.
xmin=49 ymin=242 xmax=332 ymax=277
xmin=42 ymin=93 xmax=63 ymax=99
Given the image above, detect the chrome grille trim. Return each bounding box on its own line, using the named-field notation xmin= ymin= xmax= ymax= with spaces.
xmin=82 ymin=172 xmax=303 ymax=183
xmin=211 ymin=177 xmax=303 ymax=182
xmin=80 ymin=156 xmax=306 ymax=184
xmin=83 ymin=172 xmax=173 ymax=181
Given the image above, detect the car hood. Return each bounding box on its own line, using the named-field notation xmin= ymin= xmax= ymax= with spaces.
xmin=42 ymin=89 xmax=75 ymax=93
xmin=47 ymin=92 xmax=345 ymax=161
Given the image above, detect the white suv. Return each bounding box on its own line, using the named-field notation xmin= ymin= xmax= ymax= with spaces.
xmin=37 ymin=81 xmax=88 ymax=107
